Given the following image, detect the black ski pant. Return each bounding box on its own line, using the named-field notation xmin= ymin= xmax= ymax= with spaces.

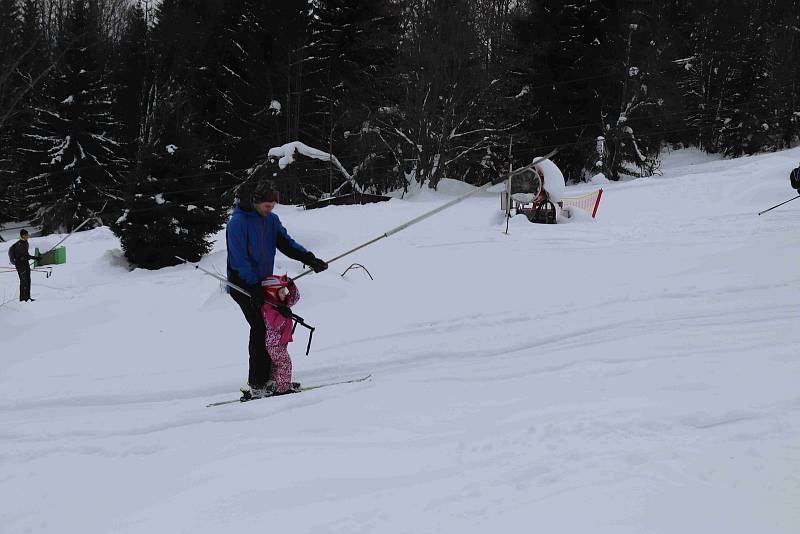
xmin=230 ymin=289 xmax=271 ymax=386
xmin=16 ymin=266 xmax=31 ymax=301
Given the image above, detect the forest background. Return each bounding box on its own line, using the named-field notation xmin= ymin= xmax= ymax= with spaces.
xmin=0 ymin=0 xmax=797 ymax=267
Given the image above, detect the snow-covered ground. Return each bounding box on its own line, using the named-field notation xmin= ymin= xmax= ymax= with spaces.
xmin=2 ymin=149 xmax=799 ymax=533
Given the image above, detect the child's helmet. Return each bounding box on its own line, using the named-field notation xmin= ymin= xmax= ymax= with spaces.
xmin=261 ymin=274 xmax=291 ymax=304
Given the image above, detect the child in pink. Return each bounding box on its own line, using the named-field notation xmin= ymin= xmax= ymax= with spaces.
xmin=261 ymin=275 xmax=300 ymax=394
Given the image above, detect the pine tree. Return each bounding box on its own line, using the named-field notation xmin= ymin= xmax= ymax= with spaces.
xmin=679 ymin=2 xmax=747 ymax=153
xmin=769 ymin=0 xmax=800 ymax=148
xmin=708 ymin=0 xmax=794 ymax=157
xmin=24 ymin=0 xmax=126 ymax=233
xmin=0 ymin=0 xmax=23 ymax=221
xmin=112 ymin=139 xmax=223 ymax=269
xmin=202 ymin=0 xmax=310 ymax=173
xmin=603 ymin=3 xmax=664 ymax=178
xmin=300 ymin=0 xmax=402 ymax=196
xmin=506 ymin=0 xmax=667 ymax=180
xmin=509 ymin=0 xmax=621 ymax=180
xmin=111 ymin=2 xmax=150 ymax=155
xmin=639 ymin=0 xmax=694 ymax=149
xmin=362 ymin=0 xmax=517 ymax=190
xmin=112 ymin=0 xmax=231 ymax=268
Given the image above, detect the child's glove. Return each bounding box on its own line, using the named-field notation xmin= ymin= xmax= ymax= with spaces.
xmin=275 ymin=305 xmax=293 ymax=318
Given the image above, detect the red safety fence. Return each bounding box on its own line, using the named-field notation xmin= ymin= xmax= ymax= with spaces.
xmin=559 ymin=188 xmax=603 ymax=218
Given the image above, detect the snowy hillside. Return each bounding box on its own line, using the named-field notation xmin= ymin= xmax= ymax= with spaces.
xmin=2 ymin=149 xmax=799 ymax=533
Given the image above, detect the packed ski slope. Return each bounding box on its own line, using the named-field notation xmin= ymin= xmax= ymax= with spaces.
xmin=1 ymin=149 xmax=799 ymax=533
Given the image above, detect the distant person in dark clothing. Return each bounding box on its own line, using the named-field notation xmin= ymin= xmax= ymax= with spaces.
xmin=226 ymin=180 xmax=328 ymax=398
xmin=9 ymin=229 xmax=39 ymax=302
xmin=790 ymin=163 xmax=800 ymax=194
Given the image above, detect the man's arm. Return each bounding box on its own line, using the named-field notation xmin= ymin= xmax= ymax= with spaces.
xmin=275 ymin=216 xmax=328 ymax=272
xmin=275 ymin=217 xmax=309 ymax=262
xmin=226 ymin=219 xmax=259 ymax=284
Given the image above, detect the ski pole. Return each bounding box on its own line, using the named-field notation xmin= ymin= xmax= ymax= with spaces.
xmin=758 ymin=194 xmax=800 ymax=216
xmin=292 ymin=149 xmax=559 ymax=280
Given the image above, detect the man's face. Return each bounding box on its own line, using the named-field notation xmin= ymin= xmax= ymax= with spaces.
xmin=20 ymin=234 xmax=28 ymax=241
xmin=254 ymin=201 xmax=276 ymax=216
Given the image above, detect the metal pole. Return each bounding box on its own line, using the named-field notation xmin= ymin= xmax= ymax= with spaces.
xmin=758 ymin=194 xmax=800 ymax=216
xmin=292 ymin=181 xmax=493 ymax=280
xmin=43 ymin=216 xmax=95 ymax=254
xmin=175 ymin=256 xmax=252 ymax=297
xmin=293 ymin=149 xmax=558 ymax=280
xmin=176 ymin=255 xmax=316 ymax=354
xmin=505 ymin=136 xmax=513 ymax=235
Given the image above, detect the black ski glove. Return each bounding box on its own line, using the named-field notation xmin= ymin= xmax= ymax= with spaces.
xmin=274 ymin=305 xmax=293 ymax=318
xmin=303 ymin=252 xmax=328 ymax=273
xmin=249 ymin=285 xmax=265 ymax=308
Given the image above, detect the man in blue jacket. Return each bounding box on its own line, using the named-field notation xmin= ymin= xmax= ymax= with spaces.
xmin=226 ymin=180 xmax=327 ymax=398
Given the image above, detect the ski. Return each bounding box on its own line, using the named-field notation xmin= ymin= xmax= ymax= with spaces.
xmin=206 ymin=374 xmax=372 ymax=407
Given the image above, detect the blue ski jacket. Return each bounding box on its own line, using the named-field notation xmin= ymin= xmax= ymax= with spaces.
xmin=226 ymin=202 xmax=310 ymax=291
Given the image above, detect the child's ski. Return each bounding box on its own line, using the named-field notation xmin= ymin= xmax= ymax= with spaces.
xmin=206 ymin=374 xmax=372 ymax=407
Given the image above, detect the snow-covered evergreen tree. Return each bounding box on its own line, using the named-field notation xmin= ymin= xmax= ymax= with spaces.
xmin=603 ymin=14 xmax=663 ymax=178
xmin=111 ymin=2 xmax=150 ymax=155
xmin=112 ymin=139 xmax=224 ymax=269
xmin=24 ymin=0 xmax=126 ymax=233
xmin=708 ymin=0 xmax=790 ymax=156
xmin=679 ymin=3 xmax=747 ymax=153
xmin=304 ymin=0 xmax=402 ymax=195
xmin=112 ymin=0 xmax=230 ymax=269
xmin=363 ymin=0 xmax=518 ymax=190
xmin=0 ymin=0 xmax=23 ymax=221
xmin=769 ymin=0 xmax=800 ymax=148
xmin=508 ymin=1 xmax=619 ymax=180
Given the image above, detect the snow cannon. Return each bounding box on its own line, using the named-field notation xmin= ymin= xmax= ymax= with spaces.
xmin=502 ymin=157 xmax=565 ymax=224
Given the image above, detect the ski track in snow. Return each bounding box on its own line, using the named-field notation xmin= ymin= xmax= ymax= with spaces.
xmin=1 ymin=149 xmax=800 ymax=533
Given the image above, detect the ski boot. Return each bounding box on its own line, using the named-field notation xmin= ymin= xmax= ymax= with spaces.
xmin=271 ymin=382 xmax=302 ymax=396
xmin=240 ymin=380 xmax=276 ymax=401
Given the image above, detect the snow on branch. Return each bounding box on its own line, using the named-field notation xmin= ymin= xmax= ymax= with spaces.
xmin=267 ymin=141 xmax=362 ymax=193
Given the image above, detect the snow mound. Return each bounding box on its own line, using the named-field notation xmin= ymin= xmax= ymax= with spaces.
xmin=431 ymin=178 xmax=479 ymax=197
xmin=392 ymin=178 xmax=478 ymax=202
xmin=660 ymin=146 xmax=724 ymax=171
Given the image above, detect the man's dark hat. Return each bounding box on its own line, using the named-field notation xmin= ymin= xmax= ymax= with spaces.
xmin=252 ymin=180 xmax=279 ymax=203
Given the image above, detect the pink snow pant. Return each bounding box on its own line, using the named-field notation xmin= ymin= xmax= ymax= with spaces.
xmin=268 ymin=345 xmax=293 ymax=393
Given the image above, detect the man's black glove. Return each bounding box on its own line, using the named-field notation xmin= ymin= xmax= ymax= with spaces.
xmin=302 ymin=252 xmax=328 ymax=273
xmin=248 ymin=285 xmax=265 ymax=308
xmin=274 ymin=305 xmax=293 ymax=318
